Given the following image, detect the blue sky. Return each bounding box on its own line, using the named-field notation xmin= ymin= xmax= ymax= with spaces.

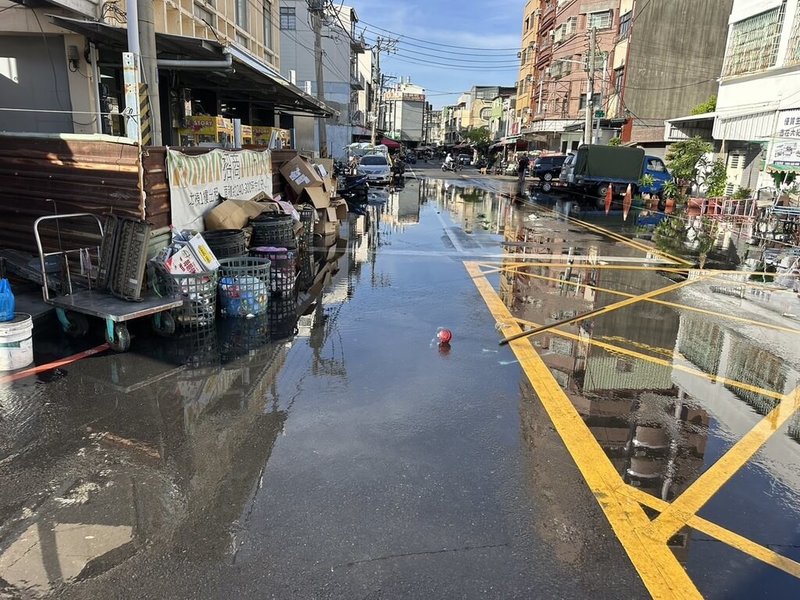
xmin=350 ymin=0 xmax=525 ymax=108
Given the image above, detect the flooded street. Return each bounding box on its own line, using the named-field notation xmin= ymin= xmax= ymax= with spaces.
xmin=1 ymin=170 xmax=799 ymax=598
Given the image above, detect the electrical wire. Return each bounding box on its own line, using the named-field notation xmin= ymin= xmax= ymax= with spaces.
xmin=358 ymin=18 xmax=523 ymax=52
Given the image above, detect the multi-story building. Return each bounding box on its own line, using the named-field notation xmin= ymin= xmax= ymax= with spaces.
xmin=280 ymin=1 xmax=366 ymax=157
xmin=711 ymin=0 xmax=800 ymax=192
xmin=516 ymin=1 xmax=541 ymax=133
xmin=382 ymin=79 xmax=426 ymax=145
xmin=525 ymin=0 xmax=732 ymax=154
xmin=612 ymin=0 xmax=733 ymax=153
xmin=0 ymin=0 xmax=328 ymax=143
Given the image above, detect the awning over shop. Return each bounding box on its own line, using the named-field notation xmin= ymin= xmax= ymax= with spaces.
xmin=766 ymin=163 xmax=800 ymax=174
xmin=380 ymin=137 xmax=402 ymax=149
xmin=50 ymin=15 xmax=333 ymax=117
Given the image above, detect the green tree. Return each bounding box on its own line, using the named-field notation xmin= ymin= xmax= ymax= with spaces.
xmin=690 ymin=95 xmax=717 ymax=115
xmin=461 ymin=126 xmax=492 ymax=147
xmin=665 ymin=136 xmax=713 ymax=191
xmin=609 ymin=136 xmax=622 ymax=146
xmin=704 ymin=159 xmax=727 ymax=197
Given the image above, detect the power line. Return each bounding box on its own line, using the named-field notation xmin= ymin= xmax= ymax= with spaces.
xmin=362 ymin=29 xmax=520 ymax=58
xmin=359 ymin=18 xmax=522 ymax=52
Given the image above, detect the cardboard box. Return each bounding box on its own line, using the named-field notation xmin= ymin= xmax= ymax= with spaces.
xmin=331 ymin=198 xmax=348 ymax=221
xmin=300 ymin=186 xmax=330 ymax=209
xmin=187 ymin=233 xmax=220 ymax=271
xmin=314 ymin=221 xmax=338 ymax=236
xmin=164 ymin=244 xmax=205 ymax=275
xmin=321 ymin=175 xmax=335 ymax=194
xmin=280 ymin=156 xmax=323 ymax=194
xmin=313 ymin=158 xmax=334 ymax=177
xmin=205 ymin=199 xmax=279 ymax=230
xmin=353 ymin=215 xmax=366 ymax=235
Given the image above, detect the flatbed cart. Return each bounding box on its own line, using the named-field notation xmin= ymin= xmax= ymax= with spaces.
xmin=34 ymin=213 xmax=184 ymax=352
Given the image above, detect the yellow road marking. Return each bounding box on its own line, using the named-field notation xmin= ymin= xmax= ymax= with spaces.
xmin=650 ymin=385 xmax=800 ymax=541
xmin=502 ymin=265 xmax=800 ymax=336
xmin=567 ymin=215 xmax=693 ymax=266
xmin=513 ymin=316 xmax=786 ymax=402
xmin=525 ymin=204 xmax=690 ymax=266
xmin=620 ymin=485 xmax=800 ymax=580
xmin=466 ymin=261 xmax=701 ymax=599
xmin=488 ymin=262 xmax=690 ymax=272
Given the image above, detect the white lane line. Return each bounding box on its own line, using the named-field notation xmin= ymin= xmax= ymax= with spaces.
xmin=434 ymin=211 xmax=466 ymax=254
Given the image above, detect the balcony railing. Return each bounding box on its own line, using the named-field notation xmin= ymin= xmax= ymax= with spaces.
xmin=350 ymin=72 xmax=366 ymax=90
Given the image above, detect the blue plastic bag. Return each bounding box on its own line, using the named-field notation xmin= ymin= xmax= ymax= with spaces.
xmin=0 ymin=278 xmax=14 ymax=322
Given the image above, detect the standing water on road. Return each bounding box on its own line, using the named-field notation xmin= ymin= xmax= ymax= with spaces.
xmin=0 ymin=178 xmax=798 ymax=599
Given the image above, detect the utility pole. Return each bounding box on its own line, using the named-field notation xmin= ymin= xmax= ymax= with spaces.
xmin=595 ymin=52 xmax=608 ymax=144
xmin=370 ymin=36 xmax=398 ymax=146
xmin=584 ymin=26 xmax=596 ymax=146
xmin=138 ymin=0 xmax=161 ymax=145
xmin=308 ymin=0 xmax=328 ymax=157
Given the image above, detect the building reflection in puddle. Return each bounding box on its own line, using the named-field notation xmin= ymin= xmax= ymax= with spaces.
xmin=0 ymin=225 xmax=374 ymax=595
xmin=501 ymin=213 xmax=710 ymax=563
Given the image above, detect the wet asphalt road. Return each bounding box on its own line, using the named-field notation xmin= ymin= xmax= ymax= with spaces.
xmin=1 ymin=167 xmax=799 ymax=598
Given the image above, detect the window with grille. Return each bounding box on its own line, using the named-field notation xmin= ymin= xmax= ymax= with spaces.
xmin=722 ymin=4 xmax=785 ymax=77
xmin=567 ymin=16 xmax=578 ymax=35
xmin=588 ymin=10 xmax=612 ymax=30
xmin=785 ymin=4 xmax=800 ymax=66
xmin=280 ymin=6 xmax=296 ymax=30
xmin=614 ymin=67 xmax=624 ymax=91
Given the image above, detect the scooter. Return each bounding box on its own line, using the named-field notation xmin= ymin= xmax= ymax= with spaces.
xmin=338 ymin=174 xmax=369 ymax=209
xmin=441 ymin=162 xmax=461 ymax=172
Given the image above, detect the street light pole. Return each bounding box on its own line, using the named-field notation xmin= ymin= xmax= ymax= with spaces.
xmin=584 ymin=26 xmax=596 ymax=146
xmin=309 ymin=1 xmax=328 ymax=158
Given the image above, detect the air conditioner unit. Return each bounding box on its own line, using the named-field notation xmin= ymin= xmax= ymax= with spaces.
xmin=550 ymin=30 xmax=556 ymax=38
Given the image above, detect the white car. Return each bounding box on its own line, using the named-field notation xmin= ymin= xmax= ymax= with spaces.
xmin=357 ymin=155 xmax=392 ymax=185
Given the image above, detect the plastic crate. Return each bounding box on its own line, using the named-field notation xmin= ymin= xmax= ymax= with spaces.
xmin=296 ymin=251 xmax=315 ymax=292
xmin=96 ymin=215 xmax=120 ymax=290
xmin=110 ymin=218 xmax=152 ymax=301
xmin=217 ymin=256 xmax=272 ymax=317
xmin=250 ymin=214 xmax=296 ymax=248
xmin=250 ymin=246 xmax=296 ymax=298
xmin=153 ymin=266 xmax=218 ymax=328
xmin=268 ymin=296 xmax=297 ymax=341
xmin=203 ymin=229 xmax=247 ymax=259
xmin=298 ymin=204 xmax=315 ymax=251
xmin=217 ymin=314 xmax=270 ymax=363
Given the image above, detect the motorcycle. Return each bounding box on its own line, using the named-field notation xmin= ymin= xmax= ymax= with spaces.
xmin=338 ymin=174 xmax=369 ymax=210
xmin=441 ymin=162 xmax=462 ymax=172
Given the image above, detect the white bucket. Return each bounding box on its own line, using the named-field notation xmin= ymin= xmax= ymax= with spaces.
xmin=0 ymin=313 xmax=33 ymax=372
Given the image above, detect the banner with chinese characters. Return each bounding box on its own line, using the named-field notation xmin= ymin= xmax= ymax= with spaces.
xmin=167 ymin=148 xmax=272 ymax=231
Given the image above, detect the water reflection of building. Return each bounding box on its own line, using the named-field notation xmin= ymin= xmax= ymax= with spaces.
xmin=0 ymin=332 xmax=290 ymax=595
xmin=503 ymin=218 xmax=709 ymax=564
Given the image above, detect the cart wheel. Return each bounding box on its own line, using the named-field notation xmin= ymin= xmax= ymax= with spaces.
xmin=152 ymin=311 xmax=176 ymax=336
xmin=106 ymin=323 xmax=131 ymax=352
xmin=63 ymin=311 xmax=89 ymax=337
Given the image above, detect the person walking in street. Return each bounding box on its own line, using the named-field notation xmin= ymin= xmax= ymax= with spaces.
xmin=516 ymin=153 xmax=530 ymax=196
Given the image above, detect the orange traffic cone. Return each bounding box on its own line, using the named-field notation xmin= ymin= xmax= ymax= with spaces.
xmin=604 ymin=184 xmax=613 ymax=215
xmin=622 ymin=184 xmax=633 ymax=221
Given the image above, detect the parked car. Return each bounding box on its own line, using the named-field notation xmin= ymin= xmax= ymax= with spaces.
xmin=457 ymin=153 xmax=472 ymax=165
xmin=558 ymin=154 xmax=576 ymax=184
xmin=357 ymin=154 xmax=392 ymax=185
xmin=532 ymin=154 xmax=568 ymax=181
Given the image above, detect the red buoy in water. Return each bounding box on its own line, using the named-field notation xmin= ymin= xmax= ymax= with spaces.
xmin=437 ymin=328 xmax=453 ymax=345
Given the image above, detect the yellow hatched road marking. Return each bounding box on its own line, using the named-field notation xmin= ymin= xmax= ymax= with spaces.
xmin=466 ymin=261 xmax=701 ymax=599
xmin=649 ymin=385 xmax=800 ymax=541
xmin=620 ymin=485 xmax=800 ymax=580
xmin=513 ymin=316 xmax=786 ymax=402
xmin=500 ymin=264 xmax=800 ymax=336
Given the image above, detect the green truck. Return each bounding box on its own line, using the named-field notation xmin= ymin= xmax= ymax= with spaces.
xmin=559 ymin=145 xmax=646 ymax=205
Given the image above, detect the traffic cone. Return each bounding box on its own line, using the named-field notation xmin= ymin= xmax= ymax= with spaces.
xmin=622 ymin=184 xmax=633 ymax=221
xmin=604 ymin=184 xmax=613 ymax=215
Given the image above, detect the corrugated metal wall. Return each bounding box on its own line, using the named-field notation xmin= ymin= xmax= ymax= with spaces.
xmin=0 ymin=135 xmax=296 ymax=255
xmin=0 ymin=134 xmax=143 ymax=253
